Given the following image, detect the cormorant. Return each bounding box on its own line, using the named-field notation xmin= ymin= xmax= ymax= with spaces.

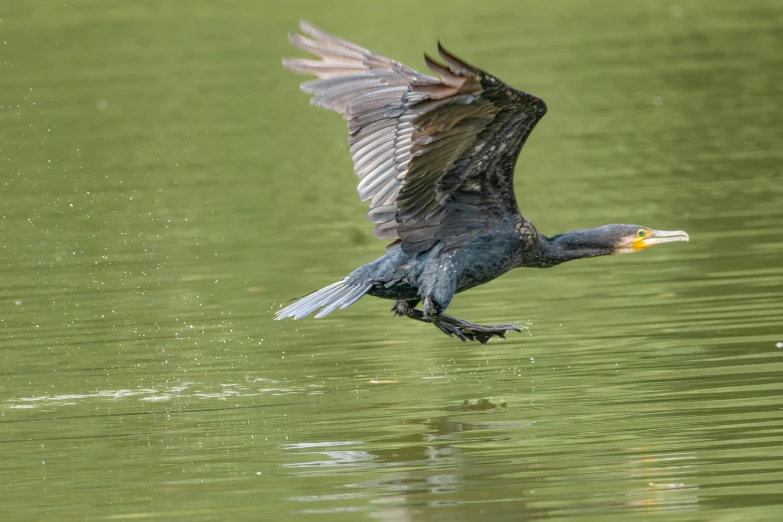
xmin=275 ymin=21 xmax=689 ymax=343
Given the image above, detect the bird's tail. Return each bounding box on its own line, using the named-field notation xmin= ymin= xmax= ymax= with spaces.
xmin=274 ymin=280 xmax=372 ymax=320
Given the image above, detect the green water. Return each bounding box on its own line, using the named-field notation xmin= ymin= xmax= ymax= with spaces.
xmin=2 ymin=1 xmax=783 ymax=520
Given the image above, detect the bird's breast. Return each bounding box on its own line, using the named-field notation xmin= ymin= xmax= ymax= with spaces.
xmin=453 ymin=235 xmax=521 ymax=293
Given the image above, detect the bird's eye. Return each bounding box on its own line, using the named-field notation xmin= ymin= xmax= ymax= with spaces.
xmin=637 ymin=230 xmax=646 ymax=237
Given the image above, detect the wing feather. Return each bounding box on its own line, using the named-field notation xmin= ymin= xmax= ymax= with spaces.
xmin=283 ymin=21 xmax=547 ymax=253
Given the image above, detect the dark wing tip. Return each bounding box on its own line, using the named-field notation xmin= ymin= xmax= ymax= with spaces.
xmin=436 ymin=41 xmax=480 ymax=76
xmin=535 ymin=97 xmax=548 ymax=114
xmin=423 ymin=53 xmax=449 ymax=76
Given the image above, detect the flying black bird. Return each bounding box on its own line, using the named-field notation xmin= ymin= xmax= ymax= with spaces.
xmin=276 ymin=21 xmax=689 ymax=343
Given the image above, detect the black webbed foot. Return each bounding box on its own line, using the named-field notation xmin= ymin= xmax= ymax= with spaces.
xmin=394 ymin=303 xmax=520 ymax=343
xmin=433 ymin=315 xmax=521 ymax=344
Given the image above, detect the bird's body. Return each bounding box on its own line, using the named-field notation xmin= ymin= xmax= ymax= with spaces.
xmin=357 ymin=218 xmax=527 ymax=301
xmin=276 ymin=21 xmax=689 ymax=342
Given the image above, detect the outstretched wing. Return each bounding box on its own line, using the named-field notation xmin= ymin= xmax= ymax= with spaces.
xmin=283 ymin=21 xmax=547 ymax=254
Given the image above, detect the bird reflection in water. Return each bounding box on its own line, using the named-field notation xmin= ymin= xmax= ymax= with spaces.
xmin=284 ymin=399 xmax=549 ymax=519
xmin=283 ymin=398 xmax=701 ymax=518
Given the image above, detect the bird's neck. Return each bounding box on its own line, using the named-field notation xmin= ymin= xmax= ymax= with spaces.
xmin=535 ymin=229 xmax=616 ymax=267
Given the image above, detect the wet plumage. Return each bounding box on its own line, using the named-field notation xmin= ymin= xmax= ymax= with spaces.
xmin=276 ymin=21 xmax=689 ymax=343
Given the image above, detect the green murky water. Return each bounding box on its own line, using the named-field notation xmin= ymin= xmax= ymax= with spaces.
xmin=2 ymin=1 xmax=783 ymax=520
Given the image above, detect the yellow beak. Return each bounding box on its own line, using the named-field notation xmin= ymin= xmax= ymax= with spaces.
xmin=633 ymin=229 xmax=690 ymax=251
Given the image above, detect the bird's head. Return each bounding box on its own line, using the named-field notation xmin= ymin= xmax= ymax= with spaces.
xmin=609 ymin=224 xmax=690 ymax=255
xmin=544 ymin=224 xmax=690 ymax=261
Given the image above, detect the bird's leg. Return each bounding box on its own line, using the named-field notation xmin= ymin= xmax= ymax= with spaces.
xmin=391 ymin=299 xmax=420 ymax=317
xmin=391 ymin=299 xmax=520 ymax=344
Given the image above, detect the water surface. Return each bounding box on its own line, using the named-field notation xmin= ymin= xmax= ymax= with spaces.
xmin=2 ymin=1 xmax=783 ymax=520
